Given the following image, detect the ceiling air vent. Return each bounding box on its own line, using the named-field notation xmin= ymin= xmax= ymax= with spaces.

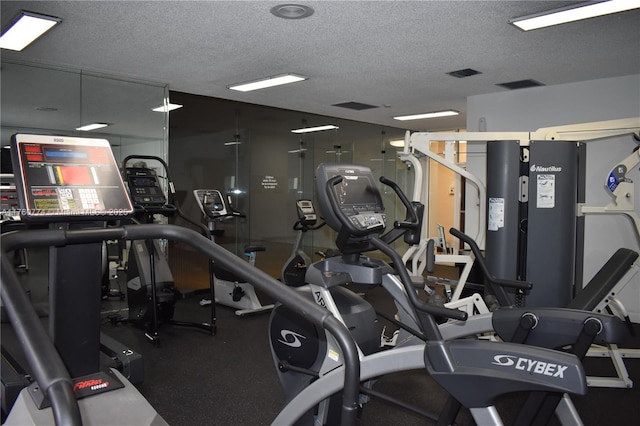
xmin=332 ymin=102 xmax=379 ymax=111
xmin=497 ymin=79 xmax=544 ymax=90
xmin=447 ymin=68 xmax=481 ymax=78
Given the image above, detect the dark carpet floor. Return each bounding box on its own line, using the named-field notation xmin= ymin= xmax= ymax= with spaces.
xmin=2 ymin=255 xmax=639 ymax=425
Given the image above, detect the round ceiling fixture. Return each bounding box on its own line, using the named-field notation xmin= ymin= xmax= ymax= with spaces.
xmin=270 ymin=4 xmax=314 ymax=19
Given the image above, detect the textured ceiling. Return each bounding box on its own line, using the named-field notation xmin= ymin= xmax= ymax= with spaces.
xmin=1 ymin=0 xmax=640 ymax=133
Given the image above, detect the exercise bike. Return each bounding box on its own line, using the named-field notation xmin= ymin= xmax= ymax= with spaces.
xmin=281 ymin=199 xmax=327 ymax=287
xmin=193 ymin=189 xmax=274 ymax=316
xmin=269 ymin=163 xmax=599 ymax=425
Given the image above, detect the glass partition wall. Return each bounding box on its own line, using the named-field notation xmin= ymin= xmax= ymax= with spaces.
xmin=0 ymin=61 xmax=169 ymax=166
xmin=1 ymin=61 xmax=438 ymax=291
xmin=168 ymin=92 xmax=411 ymax=286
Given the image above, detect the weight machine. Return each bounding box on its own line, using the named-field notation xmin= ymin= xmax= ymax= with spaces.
xmin=398 ymin=117 xmax=640 ymax=388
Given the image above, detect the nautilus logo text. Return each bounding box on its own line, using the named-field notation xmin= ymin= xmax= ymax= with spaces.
xmin=278 ymin=330 xmax=307 ymax=348
xmin=530 ymin=164 xmax=562 ymax=173
xmin=492 ymin=355 xmax=568 ymax=378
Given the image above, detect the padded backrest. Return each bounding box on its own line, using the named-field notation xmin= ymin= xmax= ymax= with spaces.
xmin=567 ymin=248 xmax=639 ymax=310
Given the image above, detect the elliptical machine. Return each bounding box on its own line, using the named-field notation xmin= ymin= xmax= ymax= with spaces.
xmin=193 ymin=189 xmax=274 ymax=316
xmin=269 ymin=163 xmax=596 ymax=426
xmin=269 ymin=163 xmax=439 ymax=423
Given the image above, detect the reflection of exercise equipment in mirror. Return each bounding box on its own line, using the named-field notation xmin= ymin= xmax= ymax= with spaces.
xmin=123 ymin=156 xmax=216 ymax=343
xmin=193 ymin=189 xmax=274 ymax=316
xmin=281 ymin=199 xmax=326 ymax=287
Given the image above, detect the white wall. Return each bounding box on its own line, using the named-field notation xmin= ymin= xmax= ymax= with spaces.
xmin=465 ymin=74 xmax=640 ymax=319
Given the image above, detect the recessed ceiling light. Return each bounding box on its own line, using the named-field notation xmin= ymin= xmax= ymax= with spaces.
xmin=75 ymin=123 xmax=109 ymax=131
xmin=270 ymin=4 xmax=314 ymax=19
xmin=393 ymin=110 xmax=459 ymax=121
xmin=152 ymin=103 xmax=183 ymax=112
xmin=510 ymin=0 xmax=640 ymax=31
xmin=291 ymin=125 xmax=339 ymax=134
xmin=228 ymin=74 xmax=307 ymax=92
xmin=0 ymin=10 xmax=61 ymax=51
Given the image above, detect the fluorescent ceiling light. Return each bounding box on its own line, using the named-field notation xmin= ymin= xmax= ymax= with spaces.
xmin=291 ymin=125 xmax=339 ymax=134
xmin=75 ymin=123 xmax=109 ymax=131
xmin=152 ymin=103 xmax=183 ymax=112
xmin=224 ymin=141 xmax=242 ymax=146
xmin=0 ymin=11 xmax=61 ymax=51
xmin=229 ymin=74 xmax=307 ymax=92
xmin=288 ymin=148 xmax=308 ymax=154
xmin=393 ymin=110 xmax=459 ymax=121
xmin=510 ymin=0 xmax=640 ymax=31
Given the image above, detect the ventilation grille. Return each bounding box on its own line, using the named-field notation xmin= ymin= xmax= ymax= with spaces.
xmin=332 ymin=101 xmax=379 ymax=111
xmin=447 ymin=68 xmax=481 ymax=78
xmin=497 ymin=79 xmax=544 ymax=90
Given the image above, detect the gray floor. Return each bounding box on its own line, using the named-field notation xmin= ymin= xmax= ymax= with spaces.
xmin=2 ymin=250 xmax=640 ymax=425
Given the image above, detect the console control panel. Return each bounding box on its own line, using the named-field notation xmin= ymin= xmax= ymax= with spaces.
xmin=348 ymin=212 xmax=386 ymax=230
xmin=296 ymin=199 xmax=317 ymax=226
xmin=125 ymin=168 xmax=167 ymax=207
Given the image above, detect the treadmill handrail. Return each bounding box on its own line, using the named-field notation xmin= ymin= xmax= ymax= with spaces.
xmin=0 ymin=224 xmax=360 ymax=426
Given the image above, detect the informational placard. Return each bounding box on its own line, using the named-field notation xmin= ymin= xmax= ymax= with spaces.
xmin=488 ymin=197 xmax=504 ymax=231
xmin=261 ymin=175 xmax=279 ymax=191
xmin=536 ymin=174 xmax=555 ymax=209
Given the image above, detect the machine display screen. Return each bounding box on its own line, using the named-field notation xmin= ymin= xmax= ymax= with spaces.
xmin=327 ymin=167 xmax=383 ymax=213
xmin=10 ymin=134 xmax=134 ymax=222
xmin=203 ymin=191 xmax=225 ymax=212
xmin=193 ymin=189 xmax=228 ymax=217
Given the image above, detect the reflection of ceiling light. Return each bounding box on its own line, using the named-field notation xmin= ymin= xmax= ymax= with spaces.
xmin=292 ymin=125 xmax=339 ymax=133
xmin=510 ymin=0 xmax=640 ymax=31
xmin=393 ymin=110 xmax=459 ymax=121
xmin=389 ymin=139 xmax=405 ymax=147
xmin=224 ymin=141 xmax=242 ymax=146
xmin=75 ymin=123 xmax=109 ymax=131
xmin=288 ymin=148 xmax=307 ymax=153
xmin=152 ymin=103 xmax=183 ymax=112
xmin=229 ymin=74 xmax=307 ymax=92
xmin=0 ymin=11 xmax=61 ymax=51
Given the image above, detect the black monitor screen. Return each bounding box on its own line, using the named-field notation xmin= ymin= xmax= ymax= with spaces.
xmin=334 ymin=173 xmax=380 ymax=207
xmin=1 ymin=147 xmax=13 ymax=174
xmin=10 ymin=134 xmax=134 ymax=222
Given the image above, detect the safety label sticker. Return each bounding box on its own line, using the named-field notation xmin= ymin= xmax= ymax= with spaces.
xmin=536 ymin=174 xmax=555 ymax=209
xmin=488 ymin=197 xmax=504 ymax=231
